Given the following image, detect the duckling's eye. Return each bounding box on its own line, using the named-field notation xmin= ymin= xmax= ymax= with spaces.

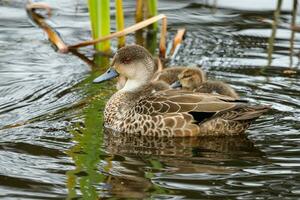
xmin=122 ymin=57 xmax=132 ymax=64
xmin=182 ymin=75 xmax=191 ymax=79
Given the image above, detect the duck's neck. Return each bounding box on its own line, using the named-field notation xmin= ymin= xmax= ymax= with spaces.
xmin=120 ymin=78 xmax=149 ymax=92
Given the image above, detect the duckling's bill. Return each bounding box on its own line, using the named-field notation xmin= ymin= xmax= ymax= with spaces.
xmin=171 ymin=80 xmax=182 ymax=89
xmin=93 ymin=67 xmax=119 ymax=83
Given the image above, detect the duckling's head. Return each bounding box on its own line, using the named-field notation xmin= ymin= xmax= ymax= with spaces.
xmin=176 ymin=68 xmax=206 ymax=89
xmin=93 ymin=45 xmax=155 ymax=91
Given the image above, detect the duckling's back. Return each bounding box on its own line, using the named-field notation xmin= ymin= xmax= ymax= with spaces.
xmin=197 ymin=80 xmax=239 ymax=99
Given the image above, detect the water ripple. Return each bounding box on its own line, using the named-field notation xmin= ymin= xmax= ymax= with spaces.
xmin=1 ymin=0 xmax=300 ymax=199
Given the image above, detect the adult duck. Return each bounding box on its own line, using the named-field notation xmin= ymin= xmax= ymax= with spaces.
xmin=93 ymin=45 xmax=270 ymax=137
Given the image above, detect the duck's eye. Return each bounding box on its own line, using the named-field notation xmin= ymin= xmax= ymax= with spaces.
xmin=122 ymin=57 xmax=131 ymax=64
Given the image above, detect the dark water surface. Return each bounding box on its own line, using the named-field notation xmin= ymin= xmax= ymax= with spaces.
xmin=1 ymin=0 xmax=300 ymax=199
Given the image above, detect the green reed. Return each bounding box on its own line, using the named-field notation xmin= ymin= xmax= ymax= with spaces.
xmin=147 ymin=0 xmax=158 ymax=30
xmin=88 ymin=0 xmax=111 ymax=52
xmin=87 ymin=0 xmax=159 ymax=54
xmin=115 ymin=0 xmax=125 ymax=47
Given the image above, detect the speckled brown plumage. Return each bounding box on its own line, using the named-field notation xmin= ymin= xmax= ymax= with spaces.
xmin=96 ymin=45 xmax=270 ymax=137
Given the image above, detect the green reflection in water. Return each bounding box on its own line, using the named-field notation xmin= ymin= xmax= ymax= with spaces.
xmin=145 ymin=158 xmax=173 ymax=197
xmin=66 ymin=56 xmax=113 ymax=199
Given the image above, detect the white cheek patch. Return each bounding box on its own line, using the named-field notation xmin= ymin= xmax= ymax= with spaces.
xmin=118 ymin=61 xmax=153 ymax=92
xmin=122 ymin=63 xmax=140 ymax=79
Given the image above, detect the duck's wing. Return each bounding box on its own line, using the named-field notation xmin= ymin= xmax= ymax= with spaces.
xmin=135 ymin=90 xmax=237 ymax=125
xmin=134 ymin=89 xmax=269 ymax=136
xmin=144 ymin=89 xmax=239 ymax=113
xmin=137 ymin=89 xmax=268 ymax=123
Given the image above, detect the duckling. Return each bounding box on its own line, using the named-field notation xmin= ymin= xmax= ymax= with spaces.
xmin=150 ymin=80 xmax=170 ymax=91
xmin=152 ymin=66 xmax=206 ymax=85
xmin=196 ymin=81 xmax=239 ymax=99
xmin=171 ymin=67 xmax=239 ymax=98
xmin=93 ymin=45 xmax=270 ymax=137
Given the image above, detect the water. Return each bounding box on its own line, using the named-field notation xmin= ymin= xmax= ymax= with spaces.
xmin=0 ymin=0 xmax=300 ymax=199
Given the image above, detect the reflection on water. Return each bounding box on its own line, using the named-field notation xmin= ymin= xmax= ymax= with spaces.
xmin=103 ymin=130 xmax=265 ymax=198
xmin=0 ymin=0 xmax=300 ymax=199
xmin=104 ymin=129 xmax=263 ymax=159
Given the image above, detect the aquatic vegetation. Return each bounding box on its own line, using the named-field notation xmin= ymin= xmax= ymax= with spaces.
xmin=26 ymin=3 xmax=68 ymax=53
xmin=87 ymin=0 xmax=111 ymax=52
xmin=147 ymin=0 xmax=158 ymax=30
xmin=115 ymin=0 xmax=125 ymax=47
xmin=26 ymin=1 xmax=169 ymax=59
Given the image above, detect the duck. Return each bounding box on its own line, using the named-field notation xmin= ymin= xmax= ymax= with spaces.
xmin=117 ymin=56 xmax=239 ymax=99
xmin=93 ymin=45 xmax=270 ymax=137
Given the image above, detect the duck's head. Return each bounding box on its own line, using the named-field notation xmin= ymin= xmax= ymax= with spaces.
xmin=171 ymin=67 xmax=206 ymax=89
xmin=93 ymin=45 xmax=155 ymax=91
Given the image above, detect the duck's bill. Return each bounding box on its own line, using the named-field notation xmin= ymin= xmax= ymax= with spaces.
xmin=170 ymin=80 xmax=182 ymax=89
xmin=93 ymin=67 xmax=119 ymax=83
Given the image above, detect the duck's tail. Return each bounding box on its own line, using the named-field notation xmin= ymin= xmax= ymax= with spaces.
xmin=232 ymin=105 xmax=271 ymax=121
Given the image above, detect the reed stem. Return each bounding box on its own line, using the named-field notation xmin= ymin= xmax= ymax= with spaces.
xmin=135 ymin=0 xmax=144 ymax=23
xmin=115 ymin=0 xmax=125 ymax=47
xmin=147 ymin=0 xmax=158 ymax=30
xmin=69 ymin=14 xmax=167 ymax=50
xmin=135 ymin=0 xmax=144 ymax=45
xmin=267 ymin=0 xmax=282 ymax=67
xmin=88 ymin=0 xmax=111 ymax=52
xmin=289 ymin=0 xmax=297 ymax=66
